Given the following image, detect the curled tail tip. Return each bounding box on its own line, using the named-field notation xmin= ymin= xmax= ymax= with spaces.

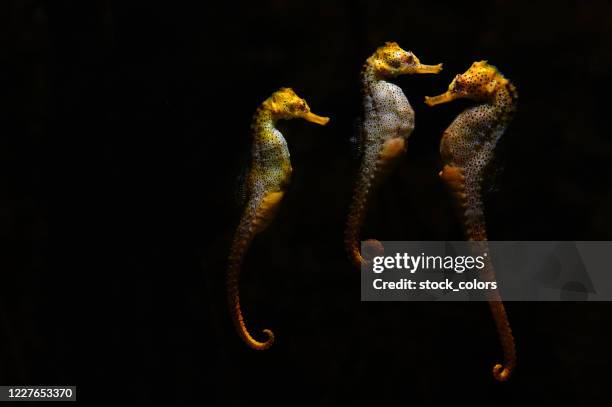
xmin=348 ymin=238 xmax=385 ymax=269
xmin=247 ymin=328 xmax=275 ymax=351
xmin=262 ymin=328 xmax=275 ymax=347
xmin=362 ymin=239 xmax=384 ymax=262
xmin=492 ymin=363 xmax=512 ymax=382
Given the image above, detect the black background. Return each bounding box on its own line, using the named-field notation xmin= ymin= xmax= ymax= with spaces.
xmin=1 ymin=0 xmax=612 ymax=405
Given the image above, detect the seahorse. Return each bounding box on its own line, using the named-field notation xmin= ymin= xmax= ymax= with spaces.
xmin=227 ymin=88 xmax=329 ymax=350
xmin=345 ymin=42 xmax=442 ymax=268
xmin=425 ymin=61 xmax=518 ymax=381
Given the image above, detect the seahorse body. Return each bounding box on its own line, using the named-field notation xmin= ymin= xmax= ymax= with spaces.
xmin=227 ymin=88 xmax=329 ymax=350
xmin=426 ymin=61 xmax=518 ymax=381
xmin=345 ymin=42 xmax=442 ymax=268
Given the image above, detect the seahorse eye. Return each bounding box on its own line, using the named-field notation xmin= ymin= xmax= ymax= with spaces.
xmin=388 ymin=57 xmax=401 ymax=68
xmin=453 ymin=75 xmax=466 ymax=92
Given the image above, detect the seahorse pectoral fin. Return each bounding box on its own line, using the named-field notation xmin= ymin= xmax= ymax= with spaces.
xmin=302 ymin=112 xmax=330 ymax=126
xmin=425 ymin=91 xmax=455 ymax=106
xmin=252 ymin=191 xmax=285 ymax=234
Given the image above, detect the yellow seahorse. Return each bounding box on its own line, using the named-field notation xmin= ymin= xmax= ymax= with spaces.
xmin=227 ymin=88 xmax=329 ymax=350
xmin=345 ymin=42 xmax=442 ymax=268
xmin=425 ymin=61 xmax=518 ymax=381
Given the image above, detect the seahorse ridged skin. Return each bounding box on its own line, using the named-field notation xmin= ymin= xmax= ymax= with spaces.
xmin=426 ymin=61 xmax=518 ymax=381
xmin=227 ymin=88 xmax=329 ymax=350
xmin=345 ymin=42 xmax=442 ymax=268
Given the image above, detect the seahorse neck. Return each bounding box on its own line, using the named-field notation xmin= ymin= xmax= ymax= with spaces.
xmin=490 ymin=82 xmax=518 ymax=121
xmin=361 ymin=64 xmax=386 ymax=94
xmin=251 ymin=108 xmax=278 ymax=142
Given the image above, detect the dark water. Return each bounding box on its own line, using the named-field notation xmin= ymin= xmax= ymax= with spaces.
xmin=1 ymin=1 xmax=611 ymax=405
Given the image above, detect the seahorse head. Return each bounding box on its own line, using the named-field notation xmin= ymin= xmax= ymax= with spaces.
xmin=263 ymin=88 xmax=329 ymax=125
xmin=425 ymin=61 xmax=509 ymax=106
xmin=367 ymin=42 xmax=442 ymax=78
